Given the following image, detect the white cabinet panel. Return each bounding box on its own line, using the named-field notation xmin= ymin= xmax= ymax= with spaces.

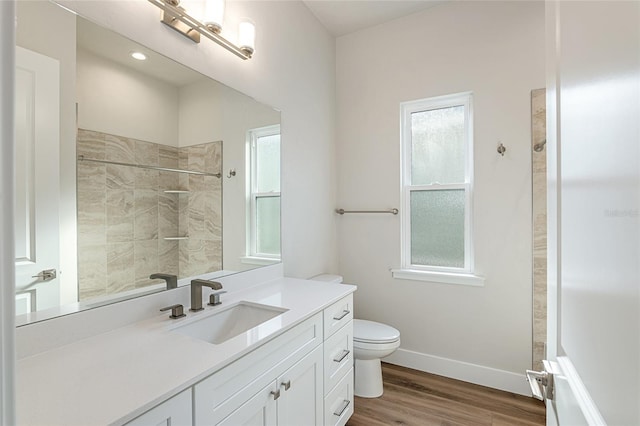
xmin=218 ymin=383 xmax=277 ymax=426
xmin=324 ymin=368 xmax=354 ymax=426
xmin=277 ymin=345 xmax=323 ymax=426
xmin=323 ymin=294 xmax=353 ymax=338
xmin=125 ymin=388 xmax=191 ymax=426
xmin=324 ymin=320 xmax=353 ymax=393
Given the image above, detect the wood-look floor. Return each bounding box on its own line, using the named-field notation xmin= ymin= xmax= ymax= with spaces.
xmin=346 ymin=363 xmax=545 ymax=426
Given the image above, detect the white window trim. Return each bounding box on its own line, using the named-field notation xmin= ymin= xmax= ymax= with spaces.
xmin=246 ymin=124 xmax=281 ymax=260
xmin=396 ymin=92 xmax=483 ymax=286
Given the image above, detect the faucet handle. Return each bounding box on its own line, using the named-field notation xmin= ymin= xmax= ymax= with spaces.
xmin=208 ymin=291 xmax=228 ymax=306
xmin=160 ymin=304 xmax=186 ymax=319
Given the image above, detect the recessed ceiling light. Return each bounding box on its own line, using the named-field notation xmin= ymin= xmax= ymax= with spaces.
xmin=130 ymin=51 xmax=147 ymax=61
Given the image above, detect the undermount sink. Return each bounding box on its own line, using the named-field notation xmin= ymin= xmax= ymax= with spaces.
xmin=172 ymin=301 xmax=288 ymax=345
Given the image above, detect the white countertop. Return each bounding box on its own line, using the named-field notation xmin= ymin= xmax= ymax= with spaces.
xmin=16 ymin=277 xmax=356 ymax=426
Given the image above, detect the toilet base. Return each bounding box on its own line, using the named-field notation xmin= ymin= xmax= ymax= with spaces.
xmin=354 ymin=358 xmax=384 ymax=398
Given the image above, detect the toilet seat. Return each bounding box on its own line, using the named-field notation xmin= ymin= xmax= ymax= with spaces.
xmin=354 ymin=319 xmax=400 ymax=344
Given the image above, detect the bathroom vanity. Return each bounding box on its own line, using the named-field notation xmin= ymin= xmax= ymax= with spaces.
xmin=16 ymin=275 xmax=355 ymax=426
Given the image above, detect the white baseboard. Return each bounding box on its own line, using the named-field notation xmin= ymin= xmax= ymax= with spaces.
xmin=384 ymin=348 xmax=532 ymax=396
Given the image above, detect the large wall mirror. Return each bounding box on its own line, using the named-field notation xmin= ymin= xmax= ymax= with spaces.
xmin=14 ymin=1 xmax=281 ymax=326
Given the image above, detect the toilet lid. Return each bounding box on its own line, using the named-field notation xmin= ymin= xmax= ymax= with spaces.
xmin=353 ymin=319 xmax=400 ymax=344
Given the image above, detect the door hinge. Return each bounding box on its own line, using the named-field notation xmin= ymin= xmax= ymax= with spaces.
xmin=526 ymin=360 xmax=560 ymax=400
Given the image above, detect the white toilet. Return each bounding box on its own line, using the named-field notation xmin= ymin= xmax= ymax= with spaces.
xmin=311 ymin=274 xmax=401 ymax=398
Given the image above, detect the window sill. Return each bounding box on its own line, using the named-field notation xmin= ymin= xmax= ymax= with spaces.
xmin=391 ymin=269 xmax=485 ymax=287
xmin=240 ymin=256 xmax=281 ymax=266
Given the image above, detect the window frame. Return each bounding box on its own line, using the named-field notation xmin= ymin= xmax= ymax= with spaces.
xmin=246 ymin=124 xmax=281 ymax=261
xmin=398 ymin=92 xmax=475 ymax=277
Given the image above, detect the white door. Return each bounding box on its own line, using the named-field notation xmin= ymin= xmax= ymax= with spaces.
xmin=539 ymin=1 xmax=640 ymax=425
xmin=14 ymin=46 xmax=60 ymax=315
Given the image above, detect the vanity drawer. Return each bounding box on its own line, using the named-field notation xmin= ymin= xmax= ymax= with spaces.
xmin=324 ymin=319 xmax=353 ymax=393
xmin=323 ymin=294 xmax=353 ymax=338
xmin=324 ymin=367 xmax=354 ymax=426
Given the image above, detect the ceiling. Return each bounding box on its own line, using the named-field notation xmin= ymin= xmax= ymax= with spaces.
xmin=302 ymin=0 xmax=444 ymax=37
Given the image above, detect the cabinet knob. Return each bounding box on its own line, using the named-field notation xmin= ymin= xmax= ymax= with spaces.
xmin=270 ymin=389 xmax=281 ymax=400
xmin=281 ymin=380 xmax=291 ymax=391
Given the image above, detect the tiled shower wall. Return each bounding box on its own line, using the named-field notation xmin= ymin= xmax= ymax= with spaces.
xmin=77 ymin=129 xmax=221 ymax=301
xmin=531 ymin=88 xmax=547 ymax=370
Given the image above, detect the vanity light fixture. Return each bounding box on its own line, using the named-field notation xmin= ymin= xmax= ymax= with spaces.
xmin=148 ymin=0 xmax=254 ymax=60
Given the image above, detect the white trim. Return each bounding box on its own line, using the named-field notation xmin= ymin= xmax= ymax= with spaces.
xmin=385 ymin=348 xmax=531 ymax=396
xmin=240 ymin=256 xmax=281 ymax=266
xmin=0 ymin=1 xmax=16 ymax=422
xmin=556 ymin=357 xmax=606 ymax=426
xmin=247 ymin=124 xmax=281 ymax=258
xmin=390 ymin=268 xmax=484 ymax=287
xmin=399 ymin=92 xmax=475 ymax=274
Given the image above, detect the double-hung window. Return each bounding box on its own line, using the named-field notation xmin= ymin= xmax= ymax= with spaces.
xmin=247 ymin=124 xmax=281 ymax=261
xmin=395 ymin=92 xmax=481 ymax=285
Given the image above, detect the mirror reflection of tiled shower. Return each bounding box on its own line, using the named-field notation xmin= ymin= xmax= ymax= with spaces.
xmin=531 ymin=88 xmax=547 ymax=370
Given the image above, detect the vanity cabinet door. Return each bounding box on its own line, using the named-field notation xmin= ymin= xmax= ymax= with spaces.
xmin=277 ymin=345 xmax=324 ymax=426
xmin=218 ymin=382 xmax=277 ymax=426
xmin=125 ymin=388 xmax=192 ymax=426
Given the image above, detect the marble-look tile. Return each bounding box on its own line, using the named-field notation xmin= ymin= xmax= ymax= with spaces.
xmin=135 ymin=139 xmax=159 ymax=166
xmin=77 ymin=189 xmax=106 ymax=246
xmin=106 ymin=190 xmax=134 ymax=243
xmin=187 ymin=144 xmax=207 ymax=173
xmin=204 ymin=191 xmax=222 ymax=240
xmin=135 ymin=168 xmax=159 ymax=190
xmin=106 ymin=164 xmax=135 ymax=190
xmin=134 ymin=190 xmax=158 ymax=240
xmin=205 ymin=239 xmax=222 ymax=271
xmin=159 ymin=145 xmax=179 ymax=169
xmin=533 ymin=342 xmax=546 ymax=371
xmin=531 ymin=88 xmax=547 ymax=370
xmin=158 ymin=240 xmax=179 ymax=277
xmin=159 ymin=171 xmax=179 ymax=191
xmin=178 ymin=148 xmax=189 ymax=171
xmin=178 ymin=195 xmax=189 ymax=237
xmin=205 ymin=142 xmax=222 ymax=174
xmin=134 ymin=240 xmax=159 ymax=288
xmin=188 ymin=192 xmax=206 ymax=236
xmin=158 ymin=193 xmax=179 ymax=238
xmin=78 ymin=244 xmax=107 ymax=301
xmin=77 ymin=129 xmax=105 ymax=160
xmin=77 ymin=162 xmax=105 ymax=192
xmin=189 ymin=174 xmax=206 ymax=192
xmin=105 ymin=133 xmax=135 ymax=164
xmin=106 ymin=242 xmax=135 ymax=294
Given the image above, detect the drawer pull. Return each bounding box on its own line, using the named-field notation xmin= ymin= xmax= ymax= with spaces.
xmin=333 ymin=399 xmax=351 ymax=416
xmin=333 ymin=349 xmax=350 ymax=363
xmin=270 ymin=389 xmax=281 ymax=400
xmin=333 ymin=310 xmax=350 ymax=321
xmin=281 ymin=380 xmax=291 ymax=391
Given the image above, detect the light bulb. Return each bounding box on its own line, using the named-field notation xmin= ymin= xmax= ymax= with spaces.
xmin=130 ymin=52 xmax=147 ymax=61
xmin=203 ymin=0 xmax=225 ymax=33
xmin=238 ymin=19 xmax=255 ymax=56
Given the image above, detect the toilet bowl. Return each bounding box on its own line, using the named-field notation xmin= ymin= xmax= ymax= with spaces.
xmin=310 ymin=274 xmax=401 ymax=398
xmin=353 ymin=319 xmax=400 ymax=398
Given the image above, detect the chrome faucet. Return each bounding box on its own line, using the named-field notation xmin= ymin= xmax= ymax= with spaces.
xmin=190 ymin=279 xmax=223 ymax=312
xmin=150 ymin=273 xmax=178 ymax=290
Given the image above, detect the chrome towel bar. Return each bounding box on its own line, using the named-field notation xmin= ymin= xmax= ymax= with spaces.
xmin=335 ymin=208 xmax=398 ymax=215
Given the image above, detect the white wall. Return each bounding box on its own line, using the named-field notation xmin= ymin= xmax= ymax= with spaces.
xmin=59 ymin=0 xmax=337 ymax=279
xmin=336 ymin=1 xmax=544 ymax=393
xmin=178 ymin=78 xmax=280 ymax=271
xmin=77 ymin=48 xmax=180 ymax=146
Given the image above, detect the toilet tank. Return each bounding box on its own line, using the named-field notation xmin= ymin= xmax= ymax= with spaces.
xmin=310 ymin=274 xmax=343 ymax=283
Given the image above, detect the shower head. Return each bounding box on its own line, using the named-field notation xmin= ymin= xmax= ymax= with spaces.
xmin=533 ymin=139 xmax=546 ymax=152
